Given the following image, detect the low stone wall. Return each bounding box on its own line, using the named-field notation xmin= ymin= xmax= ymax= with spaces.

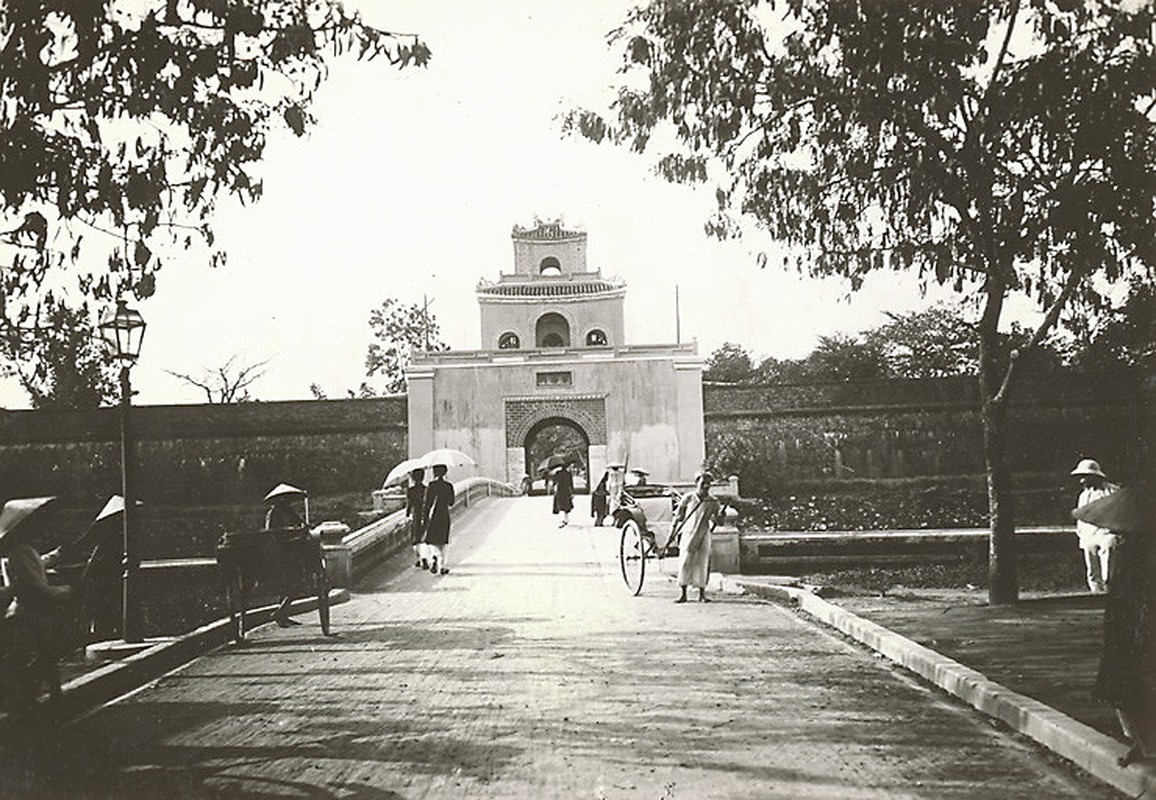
xmin=130 ymin=478 xmax=519 ymax=637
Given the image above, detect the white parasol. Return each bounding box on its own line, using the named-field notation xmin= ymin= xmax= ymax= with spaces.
xmin=384 ymin=457 xmax=429 ymax=488
xmin=418 ymin=448 xmax=476 ymax=470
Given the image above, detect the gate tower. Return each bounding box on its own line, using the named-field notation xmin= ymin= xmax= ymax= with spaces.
xmin=405 ymin=218 xmax=704 ymax=485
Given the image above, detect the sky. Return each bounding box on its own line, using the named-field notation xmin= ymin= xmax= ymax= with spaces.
xmin=6 ymin=1 xmax=990 ymax=408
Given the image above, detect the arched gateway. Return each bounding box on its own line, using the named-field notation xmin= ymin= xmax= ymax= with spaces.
xmin=405 ymin=219 xmax=704 ymax=485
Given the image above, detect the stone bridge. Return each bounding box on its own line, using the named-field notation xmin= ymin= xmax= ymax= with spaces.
xmin=0 ymin=489 xmax=1128 ymax=799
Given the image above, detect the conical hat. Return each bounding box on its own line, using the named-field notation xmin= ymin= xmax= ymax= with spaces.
xmin=0 ymin=496 xmax=58 ymax=551
xmin=94 ymin=495 xmax=126 ymax=524
xmin=264 ymin=483 xmax=307 ymax=504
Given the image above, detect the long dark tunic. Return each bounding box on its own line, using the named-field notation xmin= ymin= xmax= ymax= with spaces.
xmin=1094 ymin=533 xmax=1156 ymax=717
xmin=423 ymin=478 xmax=455 ymax=546
xmin=552 ymin=469 xmax=574 ymax=514
xmin=591 ymin=473 xmax=609 ymax=520
xmin=406 ymin=482 xmax=426 ymax=545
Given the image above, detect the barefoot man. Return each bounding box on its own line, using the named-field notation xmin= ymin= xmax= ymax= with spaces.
xmin=672 ymin=470 xmax=721 ymax=604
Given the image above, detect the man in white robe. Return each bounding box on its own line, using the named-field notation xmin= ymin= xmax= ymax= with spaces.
xmin=672 ymin=471 xmax=721 ymax=604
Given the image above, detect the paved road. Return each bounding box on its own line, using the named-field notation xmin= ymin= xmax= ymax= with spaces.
xmin=1 ymin=496 xmax=1119 ymax=799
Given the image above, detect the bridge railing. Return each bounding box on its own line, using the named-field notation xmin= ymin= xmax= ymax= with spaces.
xmin=336 ymin=477 xmax=519 ymax=583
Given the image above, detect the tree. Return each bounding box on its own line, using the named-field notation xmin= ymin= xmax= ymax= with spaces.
xmin=568 ymin=0 xmax=1154 ymax=603
xmin=0 ymin=298 xmax=117 ymax=409
xmin=1067 ymin=280 xmax=1156 ymax=374
xmin=703 ymin=341 xmax=756 ymax=382
xmin=166 ymin=355 xmax=270 ymax=403
xmin=365 ymin=298 xmax=448 ymax=395
xmin=802 ymin=333 xmax=887 ymax=382
xmin=865 ymin=305 xmax=980 ymax=379
xmin=0 ymin=2 xmax=428 ymax=354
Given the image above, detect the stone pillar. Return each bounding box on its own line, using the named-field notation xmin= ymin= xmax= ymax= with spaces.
xmin=710 ymin=528 xmax=740 ymax=574
xmin=323 ymin=544 xmax=352 ymax=589
xmin=406 ymin=367 xmax=436 ymax=457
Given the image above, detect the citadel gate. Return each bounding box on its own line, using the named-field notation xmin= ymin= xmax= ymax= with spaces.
xmin=405 ymin=219 xmax=704 ymax=485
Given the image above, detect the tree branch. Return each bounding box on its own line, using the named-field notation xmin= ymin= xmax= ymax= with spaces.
xmin=991 ymin=264 xmax=1085 ymax=405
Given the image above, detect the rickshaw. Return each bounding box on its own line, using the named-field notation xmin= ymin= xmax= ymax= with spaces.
xmin=215 ymin=484 xmax=330 ymax=642
xmin=614 ymin=479 xmax=682 ymax=596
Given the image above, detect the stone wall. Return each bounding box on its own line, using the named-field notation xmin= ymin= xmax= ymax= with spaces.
xmin=703 ymin=372 xmax=1148 ymax=495
xmin=0 ymin=397 xmax=408 ymax=506
xmin=0 ymin=372 xmax=1145 ymax=510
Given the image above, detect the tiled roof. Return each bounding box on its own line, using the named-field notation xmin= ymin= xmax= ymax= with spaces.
xmin=477 ymin=281 xmax=623 ymax=298
xmin=511 ymin=219 xmax=585 ymax=241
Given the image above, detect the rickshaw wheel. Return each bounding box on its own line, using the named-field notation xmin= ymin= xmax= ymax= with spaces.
xmin=619 ymin=519 xmax=646 ymax=596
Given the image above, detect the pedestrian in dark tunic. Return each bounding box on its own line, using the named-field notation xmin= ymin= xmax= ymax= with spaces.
xmin=264 ymin=494 xmax=306 ymax=627
xmin=422 ymin=464 xmax=455 ymax=575
xmin=1079 ymin=486 xmax=1156 ymax=766
xmin=406 ymin=468 xmax=428 ymax=569
xmin=552 ymin=464 xmax=574 ymax=527
xmin=590 ymin=471 xmax=610 ymax=526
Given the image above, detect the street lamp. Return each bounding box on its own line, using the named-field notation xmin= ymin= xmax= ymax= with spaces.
xmin=98 ymin=299 xmax=146 ymax=644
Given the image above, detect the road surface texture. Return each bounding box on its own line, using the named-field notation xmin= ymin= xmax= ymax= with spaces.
xmin=0 ymin=496 xmax=1120 ymax=799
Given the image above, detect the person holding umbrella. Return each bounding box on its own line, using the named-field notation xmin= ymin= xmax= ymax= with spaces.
xmin=0 ymin=497 xmax=73 ymax=715
xmin=406 ymin=468 xmax=428 ymax=569
xmin=552 ymin=462 xmax=574 ymax=528
xmin=1075 ymin=485 xmax=1155 ymax=766
xmin=423 ymin=464 xmax=455 ymax=575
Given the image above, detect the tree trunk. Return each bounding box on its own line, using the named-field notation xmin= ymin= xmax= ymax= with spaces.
xmin=978 ymin=283 xmax=1018 ymax=604
xmin=982 ymin=395 xmax=1018 ymax=603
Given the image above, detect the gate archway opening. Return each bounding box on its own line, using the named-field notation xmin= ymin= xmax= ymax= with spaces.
xmin=524 ymin=416 xmax=589 ymax=495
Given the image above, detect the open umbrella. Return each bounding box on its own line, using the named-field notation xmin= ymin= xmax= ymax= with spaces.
xmin=1072 ymin=486 xmax=1150 ymax=534
xmin=384 ymin=457 xmax=428 ymax=488
xmin=418 ymin=448 xmax=476 ymax=470
xmin=538 ymin=454 xmax=569 ymax=474
xmin=0 ymin=496 xmax=58 ymax=552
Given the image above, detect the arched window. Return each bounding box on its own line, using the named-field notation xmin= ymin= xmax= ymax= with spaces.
xmin=539 ymin=256 xmax=561 ymax=276
xmin=585 ymin=329 xmax=608 ymax=346
xmin=498 ymin=332 xmax=521 ymax=350
xmin=536 ymin=313 xmax=570 ymax=348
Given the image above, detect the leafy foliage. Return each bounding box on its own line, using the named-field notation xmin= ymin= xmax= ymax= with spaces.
xmin=573 ymin=1 xmax=1154 ymax=600
xmin=0 ymin=297 xmax=117 ymax=409
xmin=1067 ymin=280 xmax=1156 ymax=374
xmin=702 ymin=341 xmax=756 ymax=382
xmin=0 ymin=0 xmax=428 ymax=342
xmin=364 ymin=298 xmax=448 ymax=394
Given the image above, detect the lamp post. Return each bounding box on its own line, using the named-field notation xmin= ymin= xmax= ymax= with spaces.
xmin=98 ymin=299 xmax=146 ymax=644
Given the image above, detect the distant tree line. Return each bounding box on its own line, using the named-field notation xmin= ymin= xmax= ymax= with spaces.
xmin=704 ymin=288 xmax=1153 ymax=385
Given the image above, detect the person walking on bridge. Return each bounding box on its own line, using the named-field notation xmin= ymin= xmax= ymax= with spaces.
xmin=672 ymin=471 xmax=721 ymax=604
xmin=406 ymin=468 xmax=428 ymax=570
xmin=552 ymin=464 xmax=574 ymax=528
xmin=423 ymin=464 xmax=455 ymax=575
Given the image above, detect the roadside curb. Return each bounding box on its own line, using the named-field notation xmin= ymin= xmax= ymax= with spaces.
xmin=721 ymin=576 xmax=1156 ymax=798
xmin=52 ymin=589 xmax=351 ymax=722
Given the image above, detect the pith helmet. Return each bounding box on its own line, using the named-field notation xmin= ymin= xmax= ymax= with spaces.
xmin=1070 ymin=459 xmax=1107 ymax=479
